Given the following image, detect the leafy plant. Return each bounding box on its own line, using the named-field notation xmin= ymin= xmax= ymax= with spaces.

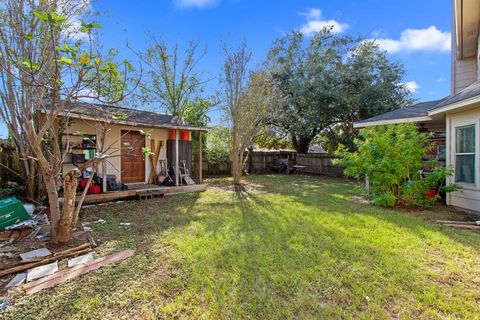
xmin=206 ymin=126 xmax=230 ymax=166
xmin=335 ymin=123 xmax=460 ymax=207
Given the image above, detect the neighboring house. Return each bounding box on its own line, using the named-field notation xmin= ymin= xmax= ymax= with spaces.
xmin=308 ymin=144 xmax=327 ymax=154
xmin=58 ymin=101 xmax=207 ymax=187
xmin=354 ymin=0 xmax=480 ymax=212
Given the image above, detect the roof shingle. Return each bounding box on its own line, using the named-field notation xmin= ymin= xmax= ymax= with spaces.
xmin=63 ymin=101 xmax=206 ymax=130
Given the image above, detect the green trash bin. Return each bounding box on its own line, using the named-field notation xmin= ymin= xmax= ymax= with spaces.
xmin=0 ymin=197 xmax=30 ymax=230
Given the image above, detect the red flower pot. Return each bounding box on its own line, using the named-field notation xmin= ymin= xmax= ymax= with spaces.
xmin=426 ymin=188 xmax=437 ymax=199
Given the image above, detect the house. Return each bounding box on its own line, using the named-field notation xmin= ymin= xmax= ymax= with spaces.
xmin=354 ymin=0 xmax=480 ymax=213
xmin=58 ymin=101 xmax=207 ymax=195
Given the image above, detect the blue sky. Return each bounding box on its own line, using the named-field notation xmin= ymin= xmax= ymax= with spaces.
xmin=0 ymin=0 xmax=453 ymax=137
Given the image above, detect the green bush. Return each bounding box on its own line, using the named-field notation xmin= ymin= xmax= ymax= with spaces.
xmin=335 ymin=123 xmax=460 ymax=207
xmin=206 ymin=125 xmax=230 ymax=166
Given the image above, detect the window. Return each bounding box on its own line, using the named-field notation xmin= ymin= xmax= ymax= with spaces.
xmin=455 ymin=125 xmax=476 ymax=183
xmin=437 ymin=145 xmax=446 ymax=161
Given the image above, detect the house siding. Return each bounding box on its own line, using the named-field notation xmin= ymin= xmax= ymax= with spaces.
xmin=63 ymin=118 xmax=168 ymax=183
xmin=446 ymin=107 xmax=480 ymax=212
xmin=453 ymin=58 xmax=477 ymax=94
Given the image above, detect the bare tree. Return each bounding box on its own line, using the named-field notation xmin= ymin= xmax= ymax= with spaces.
xmin=222 ymin=43 xmax=274 ymax=187
xmin=0 ymin=0 xmax=136 ymax=243
xmin=133 ymin=36 xmax=214 ymax=119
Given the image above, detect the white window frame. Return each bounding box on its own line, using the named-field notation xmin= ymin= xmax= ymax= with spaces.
xmin=455 ymin=124 xmax=476 ymax=185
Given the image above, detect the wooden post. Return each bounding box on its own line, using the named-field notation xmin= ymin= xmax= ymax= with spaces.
xmin=198 ymin=131 xmax=203 ymax=184
xmin=175 ymin=129 xmax=179 ymax=186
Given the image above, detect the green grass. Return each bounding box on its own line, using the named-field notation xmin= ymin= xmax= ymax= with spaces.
xmin=3 ymin=175 xmax=480 ymax=319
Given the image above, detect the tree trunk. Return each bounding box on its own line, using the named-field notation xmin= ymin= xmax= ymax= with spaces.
xmin=231 ymin=149 xmax=241 ymax=185
xmin=292 ymin=134 xmax=312 ymax=154
xmin=25 ymin=159 xmax=37 ymax=200
xmin=55 ymin=170 xmax=79 ymax=244
xmin=44 ymin=175 xmax=60 ymax=243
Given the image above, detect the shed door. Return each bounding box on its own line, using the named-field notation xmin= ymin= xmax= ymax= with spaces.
xmin=121 ymin=131 xmax=145 ymax=183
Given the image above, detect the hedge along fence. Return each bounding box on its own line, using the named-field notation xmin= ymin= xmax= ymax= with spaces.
xmin=296 ymin=154 xmax=343 ymax=177
xmin=191 ymin=156 xmax=231 ymax=177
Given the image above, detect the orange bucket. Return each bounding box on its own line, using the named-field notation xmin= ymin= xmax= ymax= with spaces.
xmin=180 ymin=130 xmax=190 ymax=141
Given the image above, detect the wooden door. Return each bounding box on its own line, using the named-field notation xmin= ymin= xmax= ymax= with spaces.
xmin=121 ymin=131 xmax=145 ymax=183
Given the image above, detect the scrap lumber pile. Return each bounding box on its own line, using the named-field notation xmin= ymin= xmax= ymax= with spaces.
xmin=435 ymin=220 xmax=480 ymax=230
xmin=1 ymin=242 xmax=134 ymax=295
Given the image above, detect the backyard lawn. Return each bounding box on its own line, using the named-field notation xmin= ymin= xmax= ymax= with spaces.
xmin=4 ymin=175 xmax=480 ymax=319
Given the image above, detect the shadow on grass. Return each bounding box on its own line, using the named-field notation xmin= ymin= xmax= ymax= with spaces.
xmin=3 ymin=192 xmax=204 ymax=320
xmin=4 ymin=175 xmax=480 ymax=319
xmin=194 ymin=178 xmax=480 ymax=318
xmin=246 ymin=174 xmax=480 ymax=253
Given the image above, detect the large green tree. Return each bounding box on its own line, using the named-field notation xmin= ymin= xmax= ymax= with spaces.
xmin=321 ymin=41 xmax=413 ymax=152
xmin=267 ymin=28 xmax=412 ymax=153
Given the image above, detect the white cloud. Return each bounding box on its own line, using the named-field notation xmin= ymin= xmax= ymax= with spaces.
xmin=436 ymin=77 xmax=446 ymax=82
xmin=299 ymin=8 xmax=349 ymax=36
xmin=174 ymin=0 xmax=219 ymax=9
xmin=374 ymin=26 xmax=450 ymax=54
xmin=402 ymin=81 xmax=420 ymax=93
xmin=59 ymin=0 xmax=93 ymax=41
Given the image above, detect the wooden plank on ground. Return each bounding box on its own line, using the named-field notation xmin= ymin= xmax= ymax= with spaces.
xmin=441 ymin=223 xmax=480 ymax=230
xmin=25 ymin=250 xmax=134 ymax=295
xmin=435 ymin=220 xmax=479 ymax=225
xmin=20 ymin=248 xmax=52 ymax=261
xmin=0 ymin=244 xmax=92 ymax=277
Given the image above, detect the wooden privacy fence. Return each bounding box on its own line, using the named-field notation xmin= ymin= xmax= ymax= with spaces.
xmin=247 ymin=150 xmax=297 ymax=174
xmin=0 ymin=140 xmax=22 ymax=186
xmin=192 ymin=150 xmax=343 ymax=178
xmin=296 ymin=154 xmax=343 ymax=177
xmin=191 ymin=156 xmax=231 ymax=177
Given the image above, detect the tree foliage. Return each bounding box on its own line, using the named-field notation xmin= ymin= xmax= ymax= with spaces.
xmin=0 ymin=0 xmax=135 ymax=243
xmin=135 ymin=36 xmax=215 ymax=121
xmin=335 ymin=124 xmax=459 ymax=207
xmin=253 ymin=127 xmax=292 ymax=150
xmin=266 ymin=29 xmax=412 ymax=153
xmin=205 ymin=125 xmax=230 ymax=166
xmin=222 ymin=42 xmax=276 ymax=186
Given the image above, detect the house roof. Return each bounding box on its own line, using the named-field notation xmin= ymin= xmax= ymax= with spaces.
xmin=61 ymin=101 xmax=208 ymax=131
xmin=428 ymin=80 xmax=480 ymax=115
xmin=353 ymin=99 xmax=446 ymax=128
xmin=354 ymin=79 xmax=480 ymax=128
xmin=308 ymin=144 xmax=327 ymax=154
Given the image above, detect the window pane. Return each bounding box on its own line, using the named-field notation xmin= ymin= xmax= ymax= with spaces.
xmin=83 ymin=149 xmax=94 ymax=160
xmin=438 ymin=145 xmax=446 ymax=160
xmin=456 ymin=125 xmax=475 ymax=153
xmin=456 ymin=154 xmax=475 ymax=183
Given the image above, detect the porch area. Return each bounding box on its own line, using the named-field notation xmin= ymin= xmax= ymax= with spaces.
xmin=77 ymin=183 xmax=207 ymax=205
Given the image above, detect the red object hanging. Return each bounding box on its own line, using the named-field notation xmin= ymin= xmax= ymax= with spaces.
xmin=168 ymin=129 xmax=176 ymax=140
xmin=180 ymin=130 xmax=190 ymax=141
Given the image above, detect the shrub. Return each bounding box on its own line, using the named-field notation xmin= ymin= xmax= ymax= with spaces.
xmin=206 ymin=125 xmax=230 ymax=166
xmin=335 ymin=123 xmax=460 ymax=207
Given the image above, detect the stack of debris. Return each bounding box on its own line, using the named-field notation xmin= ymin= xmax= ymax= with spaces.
xmin=0 ymin=197 xmax=136 ymax=315
xmin=0 ymin=197 xmax=50 ymax=244
xmin=1 ymin=242 xmax=133 ymax=295
xmin=435 ymin=220 xmax=480 ymax=230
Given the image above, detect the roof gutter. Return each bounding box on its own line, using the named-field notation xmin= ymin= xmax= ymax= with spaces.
xmin=353 ymin=116 xmax=433 ymax=128
xmin=53 ymin=111 xmax=209 ymax=131
xmin=428 ymin=95 xmax=480 ymax=116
